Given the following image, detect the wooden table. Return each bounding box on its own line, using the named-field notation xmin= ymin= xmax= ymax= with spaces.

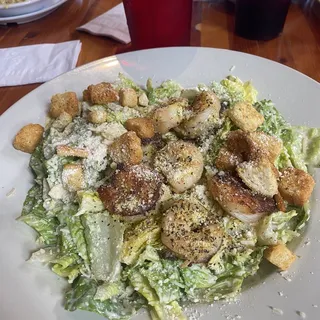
xmin=0 ymin=0 xmax=319 ymax=115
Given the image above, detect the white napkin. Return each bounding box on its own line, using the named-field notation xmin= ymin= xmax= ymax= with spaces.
xmin=77 ymin=3 xmax=131 ymax=44
xmin=0 ymin=40 xmax=82 ymax=87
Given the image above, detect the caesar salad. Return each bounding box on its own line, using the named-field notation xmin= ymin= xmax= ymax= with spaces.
xmin=13 ymin=74 xmax=319 ymax=320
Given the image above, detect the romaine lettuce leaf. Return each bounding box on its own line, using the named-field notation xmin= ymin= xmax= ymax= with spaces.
xmin=121 ymin=216 xmax=161 ymax=265
xmin=64 ymin=205 xmax=90 ymax=268
xmin=52 ymin=263 xmax=80 ymax=283
xmin=211 ymin=76 xmax=257 ymax=105
xmin=254 ymin=100 xmax=288 ymax=138
xmin=65 ymin=276 xmax=145 ymax=320
xmin=29 ymin=143 xmax=46 ymax=184
xmin=20 ymin=184 xmax=42 ymax=216
xmin=128 ymin=268 xmax=185 ymax=320
xmin=282 ymin=126 xmax=320 ymax=170
xmin=94 ymin=282 xmax=124 ymax=301
xmin=105 ymin=103 xmax=141 ymax=124
xmin=147 ymin=79 xmax=182 ymax=105
xmin=254 ymin=100 xmax=297 ymax=170
xmin=82 ymin=212 xmax=125 ymax=282
xmin=117 ymin=73 xmax=144 ymax=94
xmin=192 ymin=247 xmax=264 ymax=303
xmin=181 ymin=264 xmax=217 ymax=290
xmin=76 ymin=190 xmax=104 ymax=216
xmin=206 ymin=118 xmax=235 ymax=165
xmin=257 ymin=210 xmax=300 ymax=245
xmin=18 ymin=185 xmax=58 ymax=245
xmin=51 ymin=223 xmax=80 ymax=282
xmin=140 ymin=259 xmax=183 ymax=304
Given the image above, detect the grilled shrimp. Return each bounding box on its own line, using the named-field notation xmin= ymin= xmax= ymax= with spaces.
xmin=98 ymin=165 xmax=162 ymax=218
xmin=161 ymin=199 xmax=224 ymax=263
xmin=207 ymin=172 xmax=277 ymax=224
xmin=154 ymin=140 xmax=204 ymax=193
xmin=175 ymin=91 xmax=221 ymax=138
xmin=152 ymin=98 xmax=189 ymax=134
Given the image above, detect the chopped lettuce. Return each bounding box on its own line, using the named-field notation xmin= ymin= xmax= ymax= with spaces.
xmin=147 ymin=79 xmax=182 ymax=105
xmin=52 ymin=263 xmax=80 ymax=283
xmin=282 ymin=126 xmax=320 ymax=170
xmin=20 ymin=184 xmax=43 ymax=216
xmin=254 ymin=99 xmax=308 ymax=170
xmin=128 ymin=268 xmax=185 ymax=320
xmin=18 ymin=185 xmax=58 ymax=245
xmin=65 ymin=276 xmax=145 ymax=320
xmin=289 ymin=204 xmax=310 ymax=231
xmin=125 ymin=246 xmax=186 ymax=319
xmin=180 ymin=264 xmax=218 ymax=302
xmin=29 ymin=143 xmax=46 ymax=184
xmin=82 ymin=212 xmax=125 ymax=282
xmin=257 ymin=211 xmax=300 ymax=246
xmin=64 ymin=206 xmax=90 ymax=268
xmin=94 ymin=282 xmax=124 ymax=301
xmin=117 ymin=73 xmax=144 ymax=94
xmin=211 ymin=76 xmax=258 ymax=105
xmin=121 ymin=216 xmax=161 ymax=265
xmin=206 ymin=117 xmax=235 ymax=165
xmin=105 ymin=103 xmax=141 ymax=124
xmin=200 ymin=247 xmax=264 ymax=302
xmin=51 ymin=221 xmax=81 ymax=282
xmin=76 ymin=190 xmax=104 ymax=216
xmin=254 ymin=99 xmax=288 ymax=138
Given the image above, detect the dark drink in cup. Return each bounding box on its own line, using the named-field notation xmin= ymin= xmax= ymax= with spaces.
xmin=235 ymin=0 xmax=291 ymax=40
xmin=123 ymin=0 xmax=193 ymax=50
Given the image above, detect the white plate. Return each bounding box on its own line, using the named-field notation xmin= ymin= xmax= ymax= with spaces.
xmin=0 ymin=47 xmax=319 ymax=320
xmin=0 ymin=0 xmax=67 ymax=24
xmin=0 ymin=0 xmax=53 ymax=17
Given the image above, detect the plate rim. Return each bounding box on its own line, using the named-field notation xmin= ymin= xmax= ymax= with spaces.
xmin=0 ymin=0 xmax=67 ymax=21
xmin=1 ymin=46 xmax=319 ymax=118
xmin=0 ymin=0 xmax=42 ymax=10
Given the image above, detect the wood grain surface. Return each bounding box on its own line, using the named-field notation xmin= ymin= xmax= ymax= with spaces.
xmin=0 ymin=0 xmax=319 ymax=115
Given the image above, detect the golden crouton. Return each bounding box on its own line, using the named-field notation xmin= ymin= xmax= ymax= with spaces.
xmin=225 ymin=130 xmax=258 ymax=159
xmin=264 ymin=244 xmax=296 ymax=271
xmin=228 ymin=102 xmax=264 ymax=132
xmin=278 ymin=168 xmax=315 ymax=206
xmin=215 ymin=147 xmax=243 ymax=171
xmin=13 ymin=124 xmax=44 ymax=154
xmin=125 ymin=118 xmax=155 ymax=139
xmin=138 ymin=92 xmax=149 ymax=107
xmin=51 ymin=112 xmax=73 ymax=130
xmin=87 ymin=107 xmax=107 ymax=124
xmin=109 ymin=131 xmax=143 ymax=165
xmin=119 ymin=88 xmax=138 ymax=107
xmin=56 ymin=145 xmax=88 ymax=158
xmin=83 ymin=89 xmax=90 ymax=102
xmin=249 ymin=131 xmax=283 ymax=162
xmin=237 ymin=158 xmax=278 ymax=197
xmin=274 ymin=193 xmax=286 ymax=212
xmin=86 ymin=82 xmax=119 ymax=104
xmin=50 ymin=92 xmax=79 ymax=119
xmin=62 ymin=164 xmax=85 ymax=192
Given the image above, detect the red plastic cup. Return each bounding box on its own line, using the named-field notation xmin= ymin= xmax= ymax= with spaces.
xmin=123 ymin=0 xmax=193 ymax=50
